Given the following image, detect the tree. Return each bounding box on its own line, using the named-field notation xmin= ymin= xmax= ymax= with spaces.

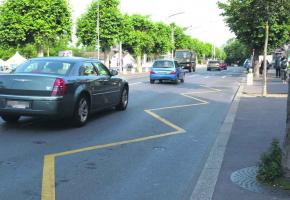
xmin=223 ymin=39 xmax=249 ymax=65
xmin=151 ymin=22 xmax=172 ymax=56
xmin=0 ymin=0 xmax=72 ymax=56
xmin=219 ymin=0 xmax=290 ymax=178
xmin=76 ymin=0 xmax=122 ymax=64
xmin=218 ymin=0 xmax=290 ymax=78
xmin=122 ymin=14 xmax=155 ymax=69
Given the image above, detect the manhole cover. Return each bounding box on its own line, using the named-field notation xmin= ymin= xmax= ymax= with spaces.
xmin=231 ymin=166 xmax=265 ymax=193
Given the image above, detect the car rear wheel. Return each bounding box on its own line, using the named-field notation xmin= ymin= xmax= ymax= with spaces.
xmin=1 ymin=115 xmax=20 ymax=123
xmin=73 ymin=96 xmax=89 ymax=127
xmin=150 ymin=80 xmax=155 ymax=84
xmin=116 ymin=87 xmax=129 ymax=111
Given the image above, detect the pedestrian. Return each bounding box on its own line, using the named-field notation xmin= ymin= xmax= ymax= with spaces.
xmin=275 ymin=56 xmax=281 ymax=78
xmin=281 ymin=56 xmax=289 ymax=84
xmin=259 ymin=60 xmax=269 ymax=75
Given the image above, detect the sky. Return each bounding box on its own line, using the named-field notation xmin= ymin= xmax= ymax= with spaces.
xmin=69 ymin=0 xmax=235 ymax=47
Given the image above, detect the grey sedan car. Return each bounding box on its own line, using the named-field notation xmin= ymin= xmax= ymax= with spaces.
xmin=0 ymin=57 xmax=129 ymax=126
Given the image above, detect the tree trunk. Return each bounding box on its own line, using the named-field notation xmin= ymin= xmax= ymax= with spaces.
xmin=104 ymin=50 xmax=110 ymax=68
xmin=37 ymin=46 xmax=44 ymax=57
xmin=262 ymin=21 xmax=269 ymax=96
xmin=283 ymin=80 xmax=290 ymax=178
xmin=47 ymin=46 xmax=50 ymax=57
xmin=137 ymin=55 xmax=142 ymax=72
xmin=253 ymin=56 xmax=260 ymax=79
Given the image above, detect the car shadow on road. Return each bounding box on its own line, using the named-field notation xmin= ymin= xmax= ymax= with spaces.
xmin=0 ymin=108 xmax=119 ymax=132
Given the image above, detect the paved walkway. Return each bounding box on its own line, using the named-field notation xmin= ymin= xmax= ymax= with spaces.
xmin=213 ymin=76 xmax=290 ymax=200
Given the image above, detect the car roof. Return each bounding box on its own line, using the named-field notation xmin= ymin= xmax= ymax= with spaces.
xmin=28 ymin=57 xmax=101 ymax=63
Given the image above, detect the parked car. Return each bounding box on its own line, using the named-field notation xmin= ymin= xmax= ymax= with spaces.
xmin=219 ymin=61 xmax=228 ymax=70
xmin=150 ymin=59 xmax=185 ymax=84
xmin=207 ymin=60 xmax=221 ymax=71
xmin=0 ymin=57 xmax=129 ymax=126
xmin=243 ymin=59 xmax=252 ymax=71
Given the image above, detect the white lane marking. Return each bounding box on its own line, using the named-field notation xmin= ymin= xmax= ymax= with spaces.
xmin=204 ymin=76 xmax=209 ymax=79
xmin=222 ymin=76 xmax=226 ymax=79
xmin=129 ymin=82 xmax=143 ymax=86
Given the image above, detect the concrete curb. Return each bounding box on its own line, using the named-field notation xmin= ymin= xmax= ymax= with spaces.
xmin=190 ymin=83 xmax=244 ymax=200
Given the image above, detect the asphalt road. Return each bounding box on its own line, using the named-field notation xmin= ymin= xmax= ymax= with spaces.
xmin=0 ymin=67 xmax=245 ymax=200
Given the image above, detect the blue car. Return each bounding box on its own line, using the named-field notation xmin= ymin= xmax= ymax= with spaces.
xmin=150 ymin=59 xmax=185 ymax=84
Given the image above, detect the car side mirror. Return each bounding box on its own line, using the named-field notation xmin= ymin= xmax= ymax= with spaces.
xmin=110 ymin=69 xmax=118 ymax=76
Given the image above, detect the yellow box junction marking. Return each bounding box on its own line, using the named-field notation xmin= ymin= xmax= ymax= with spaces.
xmin=41 ymin=85 xmax=221 ymax=200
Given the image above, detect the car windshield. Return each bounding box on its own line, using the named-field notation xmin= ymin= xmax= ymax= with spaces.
xmin=209 ymin=61 xmax=219 ymax=64
xmin=175 ymin=51 xmax=191 ymax=58
xmin=15 ymin=60 xmax=73 ymax=75
xmin=153 ymin=61 xmax=175 ymax=68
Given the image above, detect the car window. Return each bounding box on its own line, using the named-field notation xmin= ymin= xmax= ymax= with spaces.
xmin=153 ymin=61 xmax=174 ymax=68
xmin=15 ymin=60 xmax=72 ymax=75
xmin=79 ymin=62 xmax=97 ymax=76
xmin=175 ymin=51 xmax=191 ymax=58
xmin=94 ymin=62 xmax=110 ymax=76
xmin=174 ymin=61 xmax=180 ymax=68
xmin=209 ymin=61 xmax=219 ymax=64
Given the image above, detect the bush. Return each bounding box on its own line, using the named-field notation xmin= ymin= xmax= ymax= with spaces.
xmin=257 ymin=139 xmax=283 ymax=183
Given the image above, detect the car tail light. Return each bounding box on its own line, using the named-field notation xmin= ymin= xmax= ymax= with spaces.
xmin=150 ymin=70 xmax=155 ymax=74
xmin=170 ymin=71 xmax=177 ymax=74
xmin=52 ymin=78 xmax=66 ymax=96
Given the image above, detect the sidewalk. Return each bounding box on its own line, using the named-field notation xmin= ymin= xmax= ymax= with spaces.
xmin=213 ymin=76 xmax=290 ymax=200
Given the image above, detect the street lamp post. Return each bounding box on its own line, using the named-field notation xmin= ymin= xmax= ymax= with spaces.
xmin=167 ymin=12 xmax=185 ymax=59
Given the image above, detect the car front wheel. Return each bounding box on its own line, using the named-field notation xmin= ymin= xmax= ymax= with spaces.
xmin=1 ymin=115 xmax=20 ymax=123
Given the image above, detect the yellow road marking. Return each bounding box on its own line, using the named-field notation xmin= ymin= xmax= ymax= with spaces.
xmin=41 ymin=85 xmax=221 ymax=200
xmin=42 ymin=155 xmax=56 ymax=200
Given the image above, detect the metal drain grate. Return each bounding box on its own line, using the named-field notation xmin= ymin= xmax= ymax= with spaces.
xmin=231 ymin=166 xmax=265 ymax=193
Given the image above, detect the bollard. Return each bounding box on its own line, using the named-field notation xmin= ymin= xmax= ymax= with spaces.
xmin=247 ymin=69 xmax=253 ymax=85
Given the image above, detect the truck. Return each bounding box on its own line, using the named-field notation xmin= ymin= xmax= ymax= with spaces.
xmin=174 ymin=49 xmax=196 ymax=72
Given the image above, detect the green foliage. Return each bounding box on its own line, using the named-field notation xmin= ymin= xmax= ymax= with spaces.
xmin=76 ymin=1 xmax=221 ymax=59
xmin=0 ymin=0 xmax=72 ymax=49
xmin=218 ymin=0 xmax=290 ymax=55
xmin=257 ymin=139 xmax=283 ymax=183
xmin=224 ymin=39 xmax=250 ymax=64
xmin=76 ymin=0 xmax=122 ymax=51
xmin=151 ymin=22 xmax=172 ymax=55
xmin=121 ymin=14 xmax=155 ymax=56
xmin=0 ymin=46 xmax=15 ymax=60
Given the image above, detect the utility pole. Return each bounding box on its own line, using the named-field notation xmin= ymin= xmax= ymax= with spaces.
xmin=167 ymin=12 xmax=185 ymax=60
xmin=96 ymin=0 xmax=100 ymax=60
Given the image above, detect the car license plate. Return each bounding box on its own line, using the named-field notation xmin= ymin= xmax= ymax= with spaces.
xmin=6 ymin=100 xmax=30 ymax=109
xmin=157 ymin=71 xmax=168 ymax=75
